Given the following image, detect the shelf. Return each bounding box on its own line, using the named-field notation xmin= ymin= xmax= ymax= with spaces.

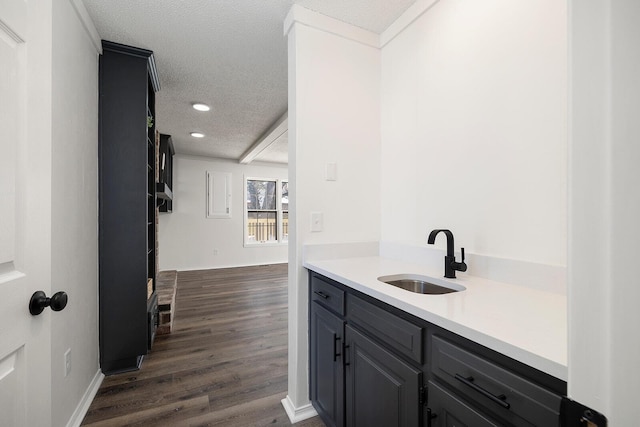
xmin=156 ymin=182 xmax=173 ymax=201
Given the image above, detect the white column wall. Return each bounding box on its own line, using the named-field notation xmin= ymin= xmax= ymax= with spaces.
xmin=569 ymin=1 xmax=640 ymax=424
xmin=285 ymin=8 xmax=381 ymax=416
xmin=50 ymin=1 xmax=102 ymax=426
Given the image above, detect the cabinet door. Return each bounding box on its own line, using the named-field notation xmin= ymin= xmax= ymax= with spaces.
xmin=310 ymin=302 xmax=345 ymax=427
xmin=427 ymin=381 xmax=499 ymax=427
xmin=345 ymin=325 xmax=422 ymax=427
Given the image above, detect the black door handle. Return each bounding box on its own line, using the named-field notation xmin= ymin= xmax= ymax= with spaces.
xmin=29 ymin=291 xmax=68 ymax=315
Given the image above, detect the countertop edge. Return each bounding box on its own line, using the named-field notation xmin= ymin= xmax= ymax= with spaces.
xmin=304 ymin=258 xmax=568 ymax=382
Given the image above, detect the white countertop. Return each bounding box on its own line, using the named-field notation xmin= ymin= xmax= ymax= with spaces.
xmin=304 ymin=256 xmax=568 ymax=381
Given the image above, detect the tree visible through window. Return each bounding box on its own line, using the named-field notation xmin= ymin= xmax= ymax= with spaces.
xmin=245 ymin=178 xmax=288 ymax=244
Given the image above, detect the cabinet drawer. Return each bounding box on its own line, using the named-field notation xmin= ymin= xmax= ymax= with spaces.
xmin=347 ymin=295 xmax=423 ymax=364
xmin=430 ymin=334 xmax=562 ymax=426
xmin=311 ymin=274 xmax=345 ymax=316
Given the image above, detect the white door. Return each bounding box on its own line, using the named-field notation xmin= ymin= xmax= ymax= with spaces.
xmin=0 ymin=1 xmax=53 ymax=426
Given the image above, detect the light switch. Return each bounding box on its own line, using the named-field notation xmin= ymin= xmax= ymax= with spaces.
xmin=326 ymin=163 xmax=337 ymax=181
xmin=311 ymin=212 xmax=323 ymax=232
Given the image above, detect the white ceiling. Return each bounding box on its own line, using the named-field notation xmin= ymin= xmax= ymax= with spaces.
xmin=82 ymin=0 xmax=416 ymax=164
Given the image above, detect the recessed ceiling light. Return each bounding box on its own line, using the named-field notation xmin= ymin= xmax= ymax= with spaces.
xmin=192 ymin=103 xmax=210 ymax=112
xmin=190 ymin=132 xmax=205 ymax=138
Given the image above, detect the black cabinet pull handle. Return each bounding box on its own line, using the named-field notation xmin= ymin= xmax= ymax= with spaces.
xmin=333 ymin=335 xmax=341 ymax=361
xmin=427 ymin=408 xmax=437 ymax=427
xmin=313 ymin=291 xmax=329 ymax=299
xmin=455 ymin=374 xmax=510 ymax=409
xmin=344 ymin=344 xmax=350 ymax=366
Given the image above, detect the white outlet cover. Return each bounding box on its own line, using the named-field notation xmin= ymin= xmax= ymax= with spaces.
xmin=64 ymin=349 xmax=71 ymax=377
xmin=311 ymin=212 xmax=323 ymax=232
xmin=325 ymin=163 xmax=337 ymax=181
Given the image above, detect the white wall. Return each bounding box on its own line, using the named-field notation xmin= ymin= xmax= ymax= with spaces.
xmin=569 ymin=1 xmax=640 ymax=424
xmin=285 ymin=6 xmax=381 ymax=417
xmin=50 ymin=1 xmax=101 ymax=426
xmin=158 ymin=155 xmax=288 ymax=271
xmin=381 ymin=0 xmax=567 ymax=267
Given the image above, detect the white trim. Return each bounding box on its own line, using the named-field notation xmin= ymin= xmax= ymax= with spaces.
xmin=239 ymin=112 xmax=288 ymax=164
xmin=281 ymin=395 xmax=318 ymax=424
xmin=284 ymin=1 xmax=444 ymax=50
xmin=243 ymin=176 xmax=288 ymax=246
xmin=284 ymin=4 xmax=379 ymax=48
xmin=0 ymin=263 xmax=25 ymax=285
xmin=164 ymin=261 xmax=287 ymax=272
xmin=380 ymin=0 xmax=441 ymax=47
xmin=0 ymin=19 xmax=24 ymax=45
xmin=176 ymin=152 xmax=288 ymax=166
xmin=68 ymin=0 xmax=102 ymax=53
xmin=0 ymin=0 xmax=27 ymax=44
xmin=65 ymin=369 xmax=104 ymax=427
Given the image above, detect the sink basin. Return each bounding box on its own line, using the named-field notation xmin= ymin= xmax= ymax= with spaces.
xmin=377 ymin=274 xmax=465 ymax=295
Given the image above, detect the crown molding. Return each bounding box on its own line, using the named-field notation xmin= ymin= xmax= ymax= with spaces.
xmin=284 ymin=4 xmax=380 ymax=49
xmin=69 ymin=0 xmax=102 ymax=53
xmin=380 ymin=0 xmax=440 ymax=47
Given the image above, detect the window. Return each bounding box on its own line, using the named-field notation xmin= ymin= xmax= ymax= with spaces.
xmin=245 ymin=177 xmax=288 ymax=245
xmin=281 ymin=181 xmax=288 ymax=242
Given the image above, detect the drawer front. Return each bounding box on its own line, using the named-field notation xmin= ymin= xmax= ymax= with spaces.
xmin=347 ymin=294 xmax=423 ymax=364
xmin=430 ymin=334 xmax=562 ymax=426
xmin=311 ymin=274 xmax=345 ymax=316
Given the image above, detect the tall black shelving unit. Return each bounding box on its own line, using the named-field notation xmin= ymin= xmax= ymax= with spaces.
xmin=98 ymin=40 xmax=160 ymax=375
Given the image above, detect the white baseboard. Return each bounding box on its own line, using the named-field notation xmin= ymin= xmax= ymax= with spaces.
xmin=281 ymin=395 xmax=318 ymax=424
xmin=66 ymin=369 xmax=104 ymax=427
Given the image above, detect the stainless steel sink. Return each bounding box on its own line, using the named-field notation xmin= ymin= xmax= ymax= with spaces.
xmin=377 ymin=274 xmax=465 ymax=295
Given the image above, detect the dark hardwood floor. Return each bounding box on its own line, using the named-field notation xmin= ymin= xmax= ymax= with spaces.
xmin=82 ymin=264 xmax=325 ymax=427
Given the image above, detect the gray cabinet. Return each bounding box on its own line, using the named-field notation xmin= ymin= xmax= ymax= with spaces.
xmin=345 ymin=325 xmax=422 ymax=427
xmin=310 ymin=302 xmax=344 ymax=427
xmin=308 ymin=271 xmax=567 ymax=427
xmin=309 ymin=272 xmax=424 ymax=427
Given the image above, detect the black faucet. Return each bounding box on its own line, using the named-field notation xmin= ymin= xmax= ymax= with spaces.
xmin=427 ymin=229 xmax=467 ymax=279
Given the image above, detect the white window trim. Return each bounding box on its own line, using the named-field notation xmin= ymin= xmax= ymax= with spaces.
xmin=243 ymin=176 xmax=288 ymax=247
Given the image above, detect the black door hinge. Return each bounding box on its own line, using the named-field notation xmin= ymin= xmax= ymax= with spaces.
xmin=419 ymin=385 xmax=427 ymax=406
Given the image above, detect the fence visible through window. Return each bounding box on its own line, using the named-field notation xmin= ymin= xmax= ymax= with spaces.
xmin=247 ymin=220 xmax=276 ymax=242
xmin=245 ymin=178 xmax=288 ymax=244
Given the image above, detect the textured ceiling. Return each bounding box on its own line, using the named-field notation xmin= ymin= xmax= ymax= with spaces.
xmin=83 ymin=0 xmax=416 ymax=164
